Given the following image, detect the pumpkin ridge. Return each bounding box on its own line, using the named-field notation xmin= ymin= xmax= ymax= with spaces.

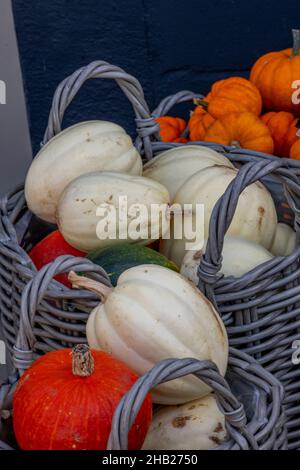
xmin=95 ymin=295 xmax=212 ymax=401
xmin=102 ymin=277 xmax=223 ymax=368
xmin=96 ymin=296 xmax=156 ymax=368
xmin=113 ymin=274 xmax=227 ymax=363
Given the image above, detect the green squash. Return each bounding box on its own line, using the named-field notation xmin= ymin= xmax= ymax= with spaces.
xmin=88 ymin=244 xmax=179 ymax=286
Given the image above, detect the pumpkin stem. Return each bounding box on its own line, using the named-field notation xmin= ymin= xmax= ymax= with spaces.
xmin=68 ymin=271 xmax=112 ymax=302
xmin=72 ymin=344 xmax=94 ymax=377
xmin=230 ymin=140 xmax=241 ymax=149
xmin=193 ymin=98 xmax=209 ymax=110
xmin=292 ymin=29 xmax=300 ymax=56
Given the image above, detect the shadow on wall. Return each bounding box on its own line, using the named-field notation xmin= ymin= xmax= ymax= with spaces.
xmin=12 ymin=0 xmax=300 ymax=155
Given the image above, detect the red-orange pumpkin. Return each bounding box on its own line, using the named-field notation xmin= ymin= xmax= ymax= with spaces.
xmin=250 ymin=30 xmax=300 ymax=115
xmin=189 ymin=106 xmax=215 ymax=141
xmin=29 ymin=230 xmax=86 ymax=287
xmin=156 ymin=116 xmax=188 ymax=143
xmin=261 ymin=112 xmax=299 ymax=157
xmin=200 ymin=77 xmax=262 ymax=119
xmin=290 ymin=139 xmax=300 ymax=160
xmin=13 ymin=345 xmax=152 ymax=450
xmin=204 ymin=112 xmax=274 ymax=154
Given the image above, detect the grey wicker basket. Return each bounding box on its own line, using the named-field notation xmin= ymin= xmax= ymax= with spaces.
xmin=0 ymin=348 xmax=288 ymax=450
xmin=0 ymin=60 xmax=299 ymax=449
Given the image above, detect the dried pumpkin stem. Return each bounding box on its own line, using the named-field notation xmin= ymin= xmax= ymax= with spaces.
xmin=72 ymin=344 xmax=94 ymax=377
xmin=193 ymin=98 xmax=209 ymax=109
xmin=68 ymin=271 xmax=112 ymax=302
xmin=292 ymin=29 xmax=300 ymax=56
xmin=230 ymin=140 xmax=241 ymax=149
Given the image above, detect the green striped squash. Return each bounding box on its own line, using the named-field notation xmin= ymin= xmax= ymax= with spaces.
xmin=88 ymin=244 xmax=179 ymax=286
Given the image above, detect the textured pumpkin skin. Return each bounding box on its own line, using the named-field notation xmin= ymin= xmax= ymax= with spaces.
xmin=161 ymin=166 xmax=277 ymax=266
xmin=270 ymin=223 xmax=296 ymax=256
xmin=189 ymin=106 xmax=215 ymax=141
xmin=204 ymin=112 xmax=274 ymax=154
xmin=261 ymin=112 xmax=299 ymax=157
xmin=204 ymin=77 xmax=262 ymax=119
xmin=180 ymin=236 xmax=273 ymax=286
xmin=88 ymin=243 xmax=179 ymax=286
xmin=25 ymin=121 xmax=143 ymax=223
xmin=142 ymin=394 xmax=226 ymax=450
xmin=156 ymin=116 xmax=187 ymax=143
xmin=13 ymin=349 xmax=152 ymax=450
xmin=143 ymin=145 xmax=234 ymax=200
xmin=250 ymin=41 xmax=300 ymax=115
xmin=290 ymin=139 xmax=300 ymax=160
xmin=57 ymin=171 xmax=170 ymax=252
xmin=87 ymin=264 xmax=228 ymax=405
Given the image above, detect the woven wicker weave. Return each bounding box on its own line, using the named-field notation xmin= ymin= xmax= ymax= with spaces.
xmin=107 ymin=348 xmax=287 ymax=450
xmin=0 ymin=348 xmax=287 ymax=450
xmin=0 ymin=60 xmax=299 ymax=449
xmin=144 ymin=91 xmax=300 ymax=450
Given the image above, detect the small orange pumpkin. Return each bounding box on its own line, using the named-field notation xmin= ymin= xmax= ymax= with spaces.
xmin=189 ymin=106 xmax=215 ymax=141
xmin=199 ymin=77 xmax=262 ymax=119
xmin=204 ymin=112 xmax=274 ymax=154
xmin=261 ymin=112 xmax=299 ymax=157
xmin=250 ymin=30 xmax=300 ymax=115
xmin=290 ymin=139 xmax=300 ymax=160
xmin=156 ymin=116 xmax=188 ymax=143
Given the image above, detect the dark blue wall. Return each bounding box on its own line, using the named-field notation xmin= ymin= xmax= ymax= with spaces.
xmin=13 ymin=0 xmax=300 ymax=154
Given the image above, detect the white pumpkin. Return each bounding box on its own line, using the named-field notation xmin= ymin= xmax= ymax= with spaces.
xmin=57 ymin=171 xmax=170 ymax=252
xmin=143 ymin=145 xmax=234 ymax=200
xmin=180 ymin=236 xmax=274 ymax=286
xmin=161 ymin=165 xmax=277 ymax=265
xmin=270 ymin=223 xmax=296 ymax=256
xmin=70 ymin=265 xmax=228 ymax=405
xmin=25 ymin=121 xmax=143 ymax=223
xmin=142 ymin=394 xmax=227 ymax=450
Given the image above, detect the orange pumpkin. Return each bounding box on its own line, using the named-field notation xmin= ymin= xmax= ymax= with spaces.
xmin=156 ymin=116 xmax=188 ymax=143
xmin=199 ymin=77 xmax=262 ymax=119
xmin=250 ymin=30 xmax=300 ymax=115
xmin=261 ymin=112 xmax=299 ymax=157
xmin=204 ymin=112 xmax=274 ymax=154
xmin=189 ymin=106 xmax=215 ymax=141
xmin=13 ymin=346 xmax=152 ymax=450
xmin=290 ymin=139 xmax=300 ymax=160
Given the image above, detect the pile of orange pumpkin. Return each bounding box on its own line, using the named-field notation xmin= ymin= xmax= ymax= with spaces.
xmin=156 ymin=29 xmax=300 ymax=159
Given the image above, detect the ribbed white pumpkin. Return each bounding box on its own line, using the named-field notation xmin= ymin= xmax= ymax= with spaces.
xmin=270 ymin=223 xmax=296 ymax=256
xmin=25 ymin=121 xmax=143 ymax=223
xmin=180 ymin=236 xmax=274 ymax=285
xmin=142 ymin=394 xmax=226 ymax=450
xmin=143 ymin=145 xmax=234 ymax=200
xmin=57 ymin=171 xmax=170 ymax=252
xmin=161 ymin=166 xmax=277 ymax=266
xmin=70 ymin=265 xmax=228 ymax=405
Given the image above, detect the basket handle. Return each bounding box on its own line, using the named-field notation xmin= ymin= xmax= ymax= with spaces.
xmin=13 ymin=255 xmax=111 ymax=376
xmin=42 ymin=61 xmax=160 ymax=160
xmin=198 ymin=157 xmax=300 ymax=303
xmin=107 ymin=353 xmax=257 ymax=450
xmin=151 ymin=90 xmax=204 ymax=118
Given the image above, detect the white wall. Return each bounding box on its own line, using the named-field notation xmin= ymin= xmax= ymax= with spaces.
xmin=0 ymin=0 xmax=31 ymax=379
xmin=0 ymin=0 xmax=32 ymax=194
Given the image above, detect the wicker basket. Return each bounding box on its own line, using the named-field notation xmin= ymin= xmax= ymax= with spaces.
xmin=0 ymin=60 xmax=299 ymax=449
xmin=0 ymin=348 xmax=288 ymax=450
